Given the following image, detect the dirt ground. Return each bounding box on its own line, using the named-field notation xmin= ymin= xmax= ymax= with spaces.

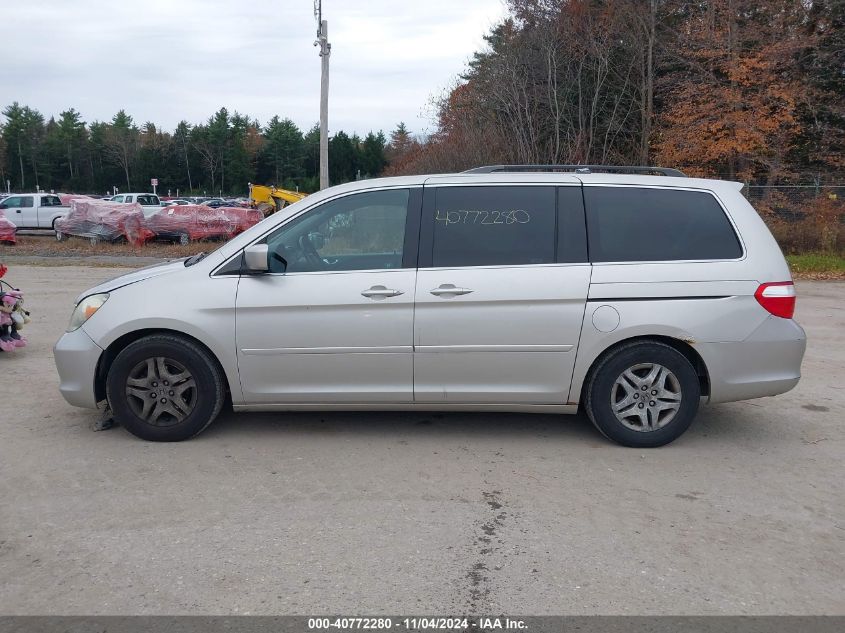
xmin=0 ymin=265 xmax=842 ymax=615
xmin=4 ymin=234 xmax=207 ymax=259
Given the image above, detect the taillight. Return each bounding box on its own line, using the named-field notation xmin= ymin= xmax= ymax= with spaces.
xmin=755 ymin=282 xmax=796 ymax=319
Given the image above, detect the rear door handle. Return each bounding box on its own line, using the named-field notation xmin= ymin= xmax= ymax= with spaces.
xmin=361 ymin=285 xmax=404 ymax=299
xmin=430 ymin=284 xmax=473 ymax=297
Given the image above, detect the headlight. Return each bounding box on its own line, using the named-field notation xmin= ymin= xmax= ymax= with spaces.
xmin=67 ymin=293 xmax=109 ymax=332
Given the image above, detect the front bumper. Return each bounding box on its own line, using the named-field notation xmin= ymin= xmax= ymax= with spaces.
xmin=698 ymin=316 xmax=807 ymax=404
xmin=53 ymin=327 xmax=103 ymax=409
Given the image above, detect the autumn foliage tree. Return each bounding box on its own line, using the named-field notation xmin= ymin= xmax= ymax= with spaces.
xmin=652 ymin=1 xmax=808 ymax=181
xmin=394 ymin=0 xmax=843 ymax=191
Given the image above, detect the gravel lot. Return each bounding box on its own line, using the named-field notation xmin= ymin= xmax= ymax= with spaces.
xmin=0 ymin=265 xmax=842 ymax=615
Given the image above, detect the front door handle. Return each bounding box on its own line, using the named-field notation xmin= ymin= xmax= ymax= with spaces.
xmin=430 ymin=284 xmax=473 ymax=297
xmin=361 ymin=285 xmax=404 ymax=299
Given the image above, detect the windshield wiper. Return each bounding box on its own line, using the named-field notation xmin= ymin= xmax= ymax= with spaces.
xmin=184 ymin=252 xmax=207 ymax=267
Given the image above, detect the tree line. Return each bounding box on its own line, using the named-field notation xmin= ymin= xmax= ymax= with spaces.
xmin=388 ymin=0 xmax=844 ymax=187
xmin=0 ymin=105 xmax=406 ymax=196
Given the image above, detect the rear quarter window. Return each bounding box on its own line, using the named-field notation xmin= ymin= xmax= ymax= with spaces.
xmin=585 ymin=187 xmax=743 ymax=262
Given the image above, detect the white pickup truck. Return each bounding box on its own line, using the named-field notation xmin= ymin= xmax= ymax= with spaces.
xmin=0 ymin=193 xmax=68 ymax=229
xmin=109 ymin=193 xmax=162 ymax=217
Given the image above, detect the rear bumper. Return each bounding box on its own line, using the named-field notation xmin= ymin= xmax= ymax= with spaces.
xmin=699 ymin=316 xmax=806 ymax=404
xmin=53 ymin=327 xmax=103 ymax=409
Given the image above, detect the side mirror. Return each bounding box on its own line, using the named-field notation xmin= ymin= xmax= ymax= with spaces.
xmin=243 ymin=244 xmax=269 ymax=273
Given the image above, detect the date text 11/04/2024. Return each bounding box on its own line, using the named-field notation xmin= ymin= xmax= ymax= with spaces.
xmin=307 ymin=618 xmax=528 ymax=630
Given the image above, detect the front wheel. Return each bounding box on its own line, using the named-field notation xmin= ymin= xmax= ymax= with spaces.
xmin=55 ymin=230 xmax=65 ymax=242
xmin=585 ymin=341 xmax=700 ymax=448
xmin=106 ymin=334 xmax=225 ymax=441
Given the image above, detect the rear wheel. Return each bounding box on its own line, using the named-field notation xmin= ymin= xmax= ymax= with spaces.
xmin=52 ymin=218 xmax=65 ymax=242
xmin=178 ymin=232 xmax=190 ymax=245
xmin=106 ymin=334 xmax=225 ymax=441
xmin=585 ymin=341 xmax=700 ymax=448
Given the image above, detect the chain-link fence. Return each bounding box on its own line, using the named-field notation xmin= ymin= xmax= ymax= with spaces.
xmin=739 ymin=185 xmax=845 ymax=253
xmin=742 ymin=185 xmax=845 ymax=221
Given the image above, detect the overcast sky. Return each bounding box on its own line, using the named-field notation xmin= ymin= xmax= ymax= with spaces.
xmin=2 ymin=0 xmax=508 ymax=136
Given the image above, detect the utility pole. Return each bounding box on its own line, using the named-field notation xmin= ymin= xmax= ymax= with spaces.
xmin=315 ymin=1 xmax=330 ymax=190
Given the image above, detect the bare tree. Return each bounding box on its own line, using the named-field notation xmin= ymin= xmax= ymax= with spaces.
xmin=103 ymin=111 xmax=137 ymax=190
xmin=192 ymin=133 xmax=220 ymax=192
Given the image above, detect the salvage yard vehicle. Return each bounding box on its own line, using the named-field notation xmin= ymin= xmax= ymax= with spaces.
xmin=0 ymin=193 xmax=68 ymax=229
xmin=249 ymin=184 xmax=307 ymax=214
xmin=203 ymin=198 xmax=244 ymax=209
xmin=109 ymin=193 xmax=162 ymax=217
xmin=54 ymin=165 xmax=806 ymax=447
xmin=54 ymin=199 xmax=152 ymax=245
xmin=145 ymin=205 xmax=262 ymax=244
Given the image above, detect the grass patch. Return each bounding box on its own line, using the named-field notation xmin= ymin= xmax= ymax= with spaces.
xmin=786 ymin=252 xmax=845 ymax=279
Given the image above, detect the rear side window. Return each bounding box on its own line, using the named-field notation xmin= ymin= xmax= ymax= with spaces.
xmin=5 ymin=196 xmax=34 ymax=208
xmin=585 ymin=187 xmax=742 ymax=262
xmin=429 ymin=186 xmax=556 ymax=267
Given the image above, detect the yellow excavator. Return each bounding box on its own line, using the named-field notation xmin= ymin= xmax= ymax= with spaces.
xmin=248 ymin=184 xmax=308 ymax=216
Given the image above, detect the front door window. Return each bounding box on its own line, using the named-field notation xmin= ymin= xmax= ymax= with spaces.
xmin=264 ymin=189 xmax=409 ymax=273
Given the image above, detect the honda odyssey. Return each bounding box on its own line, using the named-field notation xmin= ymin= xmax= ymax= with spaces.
xmin=54 ymin=166 xmax=806 ymax=447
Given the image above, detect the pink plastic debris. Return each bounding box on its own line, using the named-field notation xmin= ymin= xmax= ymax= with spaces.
xmin=145 ymin=205 xmax=262 ymax=242
xmin=0 ymin=211 xmax=16 ymax=244
xmin=219 ymin=206 xmax=263 ymax=234
xmin=58 ymin=193 xmax=94 ymax=206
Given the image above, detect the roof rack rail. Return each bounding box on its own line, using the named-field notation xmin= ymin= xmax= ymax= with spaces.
xmin=462 ymin=164 xmax=687 ymax=177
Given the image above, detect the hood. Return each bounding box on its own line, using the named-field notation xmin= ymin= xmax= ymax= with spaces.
xmin=74 ymin=259 xmax=187 ymax=303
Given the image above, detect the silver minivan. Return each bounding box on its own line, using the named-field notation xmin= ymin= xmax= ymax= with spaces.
xmin=54 ymin=166 xmax=806 ymax=447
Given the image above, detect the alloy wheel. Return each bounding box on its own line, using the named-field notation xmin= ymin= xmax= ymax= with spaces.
xmin=125 ymin=357 xmax=197 ymax=426
xmin=610 ymin=363 xmax=682 ymax=431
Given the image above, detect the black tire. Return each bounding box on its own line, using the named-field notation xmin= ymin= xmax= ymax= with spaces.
xmin=106 ymin=334 xmax=225 ymax=441
xmin=585 ymin=341 xmax=700 ymax=448
xmin=178 ymin=232 xmax=190 ymax=245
